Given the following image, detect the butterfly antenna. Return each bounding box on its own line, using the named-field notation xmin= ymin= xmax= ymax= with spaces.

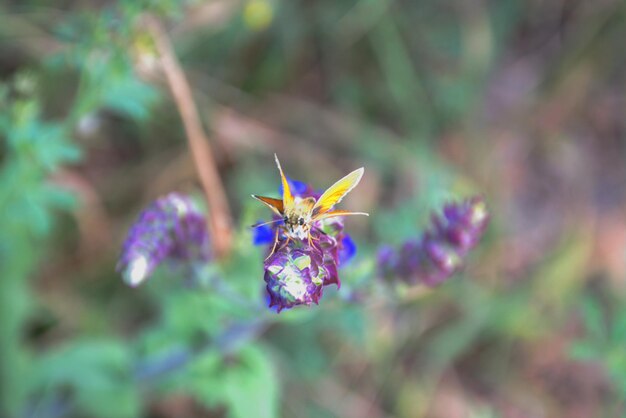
xmin=250 ymin=218 xmax=283 ymax=228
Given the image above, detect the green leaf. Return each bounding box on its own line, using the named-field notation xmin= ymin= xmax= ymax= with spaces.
xmin=610 ymin=306 xmax=626 ymax=344
xmin=102 ymin=77 xmax=158 ymax=120
xmin=581 ymin=297 xmax=606 ymax=341
xmin=221 ymin=346 xmax=279 ymax=418
xmin=34 ymin=339 xmax=140 ymax=418
xmin=570 ymin=342 xmax=599 ymax=361
xmin=183 ymin=345 xmax=279 ymax=418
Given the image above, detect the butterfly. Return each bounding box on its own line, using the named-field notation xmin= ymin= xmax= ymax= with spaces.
xmin=252 ymin=154 xmax=368 ymax=256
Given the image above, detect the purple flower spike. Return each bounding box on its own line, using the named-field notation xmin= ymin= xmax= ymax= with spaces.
xmin=117 ymin=193 xmax=211 ymax=287
xmin=377 ymin=196 xmax=488 ymax=287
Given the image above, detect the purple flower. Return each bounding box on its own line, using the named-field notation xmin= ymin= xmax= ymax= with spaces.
xmin=280 ymin=177 xmax=312 ymax=198
xmin=377 ymin=244 xmax=397 ymax=278
xmin=265 ymin=246 xmax=325 ymax=312
xmin=339 ymin=235 xmax=357 ymax=264
xmin=258 ymin=179 xmax=356 ymax=312
xmin=378 ymin=196 xmax=488 ymax=287
xmin=252 ymin=221 xmax=275 ymax=245
xmin=117 ymin=193 xmax=211 ymax=286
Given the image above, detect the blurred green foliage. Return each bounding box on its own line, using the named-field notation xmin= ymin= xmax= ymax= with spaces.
xmin=0 ymin=79 xmax=81 ymax=416
xmin=573 ymin=294 xmax=626 ymax=403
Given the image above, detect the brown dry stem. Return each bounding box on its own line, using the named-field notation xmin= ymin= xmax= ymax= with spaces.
xmin=147 ymin=17 xmax=233 ymax=258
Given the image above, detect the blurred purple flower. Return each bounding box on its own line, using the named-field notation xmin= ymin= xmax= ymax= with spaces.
xmin=258 ymin=179 xmax=356 ymax=312
xmin=280 ymin=177 xmax=312 ymax=198
xmin=252 ymin=221 xmax=275 ymax=245
xmin=339 ymin=235 xmax=357 ymax=264
xmin=117 ymin=193 xmax=211 ymax=287
xmin=378 ymin=196 xmax=488 ymax=287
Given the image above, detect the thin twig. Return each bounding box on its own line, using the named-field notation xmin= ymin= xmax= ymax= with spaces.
xmin=147 ymin=17 xmax=233 ymax=258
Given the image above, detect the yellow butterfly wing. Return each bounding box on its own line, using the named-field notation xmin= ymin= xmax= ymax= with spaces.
xmin=251 ymin=195 xmax=284 ymax=215
xmin=274 ymin=154 xmax=294 ymax=210
xmin=312 ymin=167 xmax=364 ymax=218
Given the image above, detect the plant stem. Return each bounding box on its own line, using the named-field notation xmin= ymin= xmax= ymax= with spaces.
xmin=147 ymin=17 xmax=233 ymax=258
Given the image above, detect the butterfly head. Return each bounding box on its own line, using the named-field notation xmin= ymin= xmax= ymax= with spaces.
xmin=283 ymin=197 xmax=315 ymax=240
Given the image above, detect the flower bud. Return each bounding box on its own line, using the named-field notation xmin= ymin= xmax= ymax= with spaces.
xmin=377 ymin=196 xmax=488 ymax=287
xmin=117 ymin=193 xmax=210 ymax=286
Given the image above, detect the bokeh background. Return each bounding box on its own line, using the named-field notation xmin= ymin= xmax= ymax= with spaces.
xmin=1 ymin=0 xmax=625 ymax=417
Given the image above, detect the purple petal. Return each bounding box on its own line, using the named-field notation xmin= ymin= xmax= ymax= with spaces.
xmin=252 ymin=222 xmax=275 ymax=246
xmin=279 ymin=177 xmax=313 ymax=198
xmin=339 ymin=234 xmax=357 ymax=264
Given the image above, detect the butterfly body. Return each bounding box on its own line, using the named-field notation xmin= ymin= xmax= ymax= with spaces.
xmin=282 ymin=196 xmax=316 ymax=240
xmin=253 ymin=155 xmax=368 ymax=253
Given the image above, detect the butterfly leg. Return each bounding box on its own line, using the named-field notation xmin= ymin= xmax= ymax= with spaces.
xmin=265 ymin=227 xmax=281 ymax=261
xmin=282 ymin=235 xmax=292 ymax=251
xmin=309 ymin=228 xmax=326 ymax=251
xmin=311 ymin=226 xmax=328 ymax=248
xmin=265 ymin=228 xmax=293 ymax=260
